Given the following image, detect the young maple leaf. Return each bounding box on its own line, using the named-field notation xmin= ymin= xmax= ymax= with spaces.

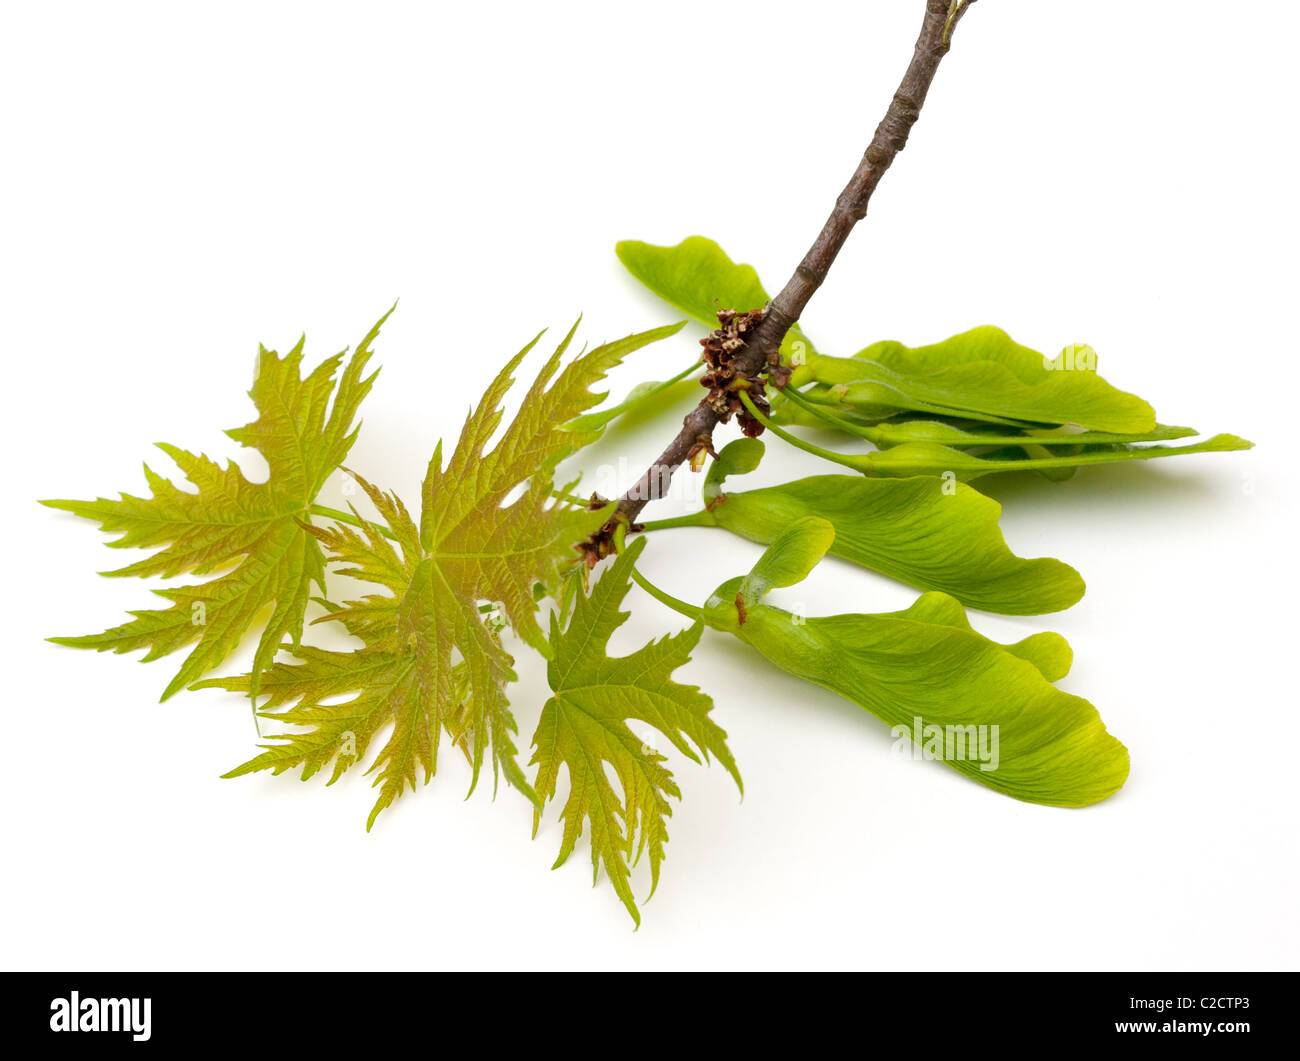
xmin=43 ymin=310 xmax=390 ymax=701
xmin=203 ymin=477 xmax=486 ymax=828
xmin=199 ymin=321 xmax=687 ymax=828
xmin=531 ymin=535 xmax=742 ymax=925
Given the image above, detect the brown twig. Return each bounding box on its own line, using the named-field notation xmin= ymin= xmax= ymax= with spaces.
xmin=583 ymin=0 xmax=978 ymax=562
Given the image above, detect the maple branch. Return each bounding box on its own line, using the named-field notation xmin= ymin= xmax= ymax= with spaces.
xmin=602 ymin=0 xmax=978 ymax=540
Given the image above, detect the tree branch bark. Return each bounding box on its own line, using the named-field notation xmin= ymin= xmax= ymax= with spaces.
xmin=599 ymin=0 xmax=978 ymax=548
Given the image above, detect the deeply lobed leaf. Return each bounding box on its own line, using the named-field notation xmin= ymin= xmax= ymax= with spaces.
xmin=202 ymin=322 xmax=683 ymax=827
xmin=530 ymin=536 xmax=740 ymax=925
xmin=44 ymin=310 xmax=390 ymax=700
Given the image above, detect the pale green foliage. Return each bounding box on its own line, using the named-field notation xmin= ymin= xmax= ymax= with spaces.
xmin=809 ymin=328 xmax=1157 ymax=432
xmin=531 ymin=537 xmax=740 ymax=925
xmin=661 ymin=438 xmax=1085 ymax=615
xmin=616 ymin=236 xmax=1251 ymax=482
xmin=616 ymin=236 xmax=814 ymax=362
xmin=40 ymin=224 xmax=1252 ymax=923
xmin=616 ymin=237 xmax=771 ymax=328
xmin=755 ymin=400 xmax=1253 ymax=481
xmin=43 ymin=311 xmax=390 ymax=700
xmin=202 ymin=472 xmax=498 ymax=829
xmin=200 ymin=322 xmax=683 ymax=828
xmin=704 ymin=519 xmax=1130 ymax=808
xmin=851 ymin=432 xmax=1252 ymax=480
xmin=736 ymin=509 xmax=834 ymax=606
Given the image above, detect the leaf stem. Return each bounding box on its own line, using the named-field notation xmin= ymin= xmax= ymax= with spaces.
xmin=779 ymin=384 xmax=885 ymax=443
xmin=549 ymin=491 xmax=591 ymax=508
xmin=603 ymin=0 xmax=979 ymax=530
xmin=738 ymin=391 xmax=866 ymax=474
xmin=613 ymin=525 xmax=703 ymax=620
xmin=638 ymin=511 xmax=714 ymax=532
xmin=308 ymin=504 xmax=398 ymax=541
xmin=572 ymin=360 xmax=703 ymax=427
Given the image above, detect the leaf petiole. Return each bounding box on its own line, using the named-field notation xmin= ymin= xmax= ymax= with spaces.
xmin=778 ymin=384 xmax=887 ymax=443
xmin=613 ymin=525 xmax=702 ymax=620
xmin=548 ymin=490 xmax=593 ymax=508
xmin=564 ymin=358 xmax=703 ymax=432
xmin=638 ymin=512 xmax=714 ymax=532
xmin=308 ymin=503 xmax=399 ymax=541
xmin=738 ymin=390 xmax=865 ymax=473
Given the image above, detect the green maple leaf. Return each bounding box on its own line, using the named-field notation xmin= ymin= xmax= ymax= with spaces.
xmin=200 ymin=321 xmax=686 ymax=828
xmin=43 ymin=311 xmax=391 ymax=700
xmin=531 ymin=536 xmax=742 ymax=925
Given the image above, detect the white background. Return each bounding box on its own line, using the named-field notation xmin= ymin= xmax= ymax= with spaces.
xmin=3 ymin=1 xmax=1296 ymax=971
